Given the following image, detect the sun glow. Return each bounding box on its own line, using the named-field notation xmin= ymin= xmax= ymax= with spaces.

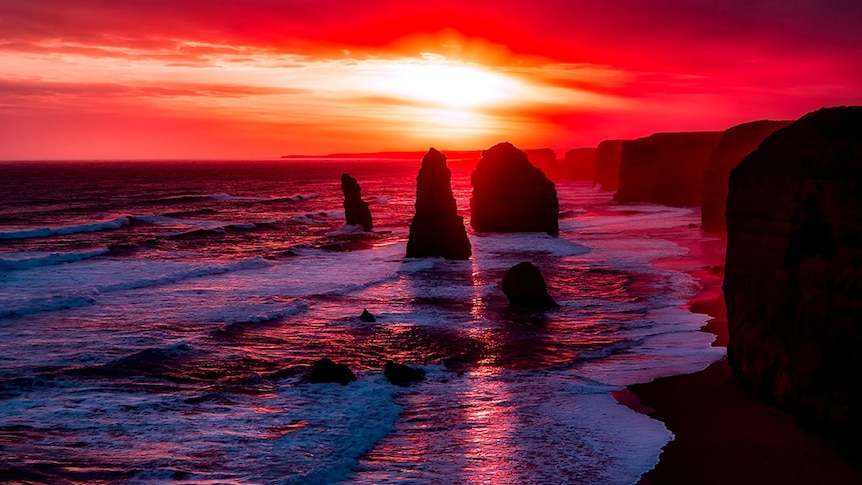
xmin=365 ymin=55 xmax=518 ymax=108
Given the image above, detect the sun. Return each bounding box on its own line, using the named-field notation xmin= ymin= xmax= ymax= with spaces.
xmin=365 ymin=54 xmax=518 ymax=108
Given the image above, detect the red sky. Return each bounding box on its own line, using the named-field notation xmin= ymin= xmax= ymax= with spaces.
xmin=1 ymin=0 xmax=860 ymax=159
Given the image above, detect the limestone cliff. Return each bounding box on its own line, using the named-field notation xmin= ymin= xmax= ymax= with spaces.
xmin=562 ymin=147 xmax=599 ymax=181
xmin=724 ymin=106 xmax=862 ymax=446
xmin=615 ymin=132 xmax=722 ymax=206
xmin=470 ymin=142 xmax=559 ymax=234
xmin=525 ymin=148 xmax=558 ymax=179
xmin=406 ymin=148 xmax=472 ymax=260
xmin=701 ymin=120 xmax=791 ymax=232
xmin=593 ymin=140 xmax=624 ymax=191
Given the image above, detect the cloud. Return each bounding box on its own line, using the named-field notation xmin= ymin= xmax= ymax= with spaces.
xmin=1 ymin=0 xmax=860 ymax=158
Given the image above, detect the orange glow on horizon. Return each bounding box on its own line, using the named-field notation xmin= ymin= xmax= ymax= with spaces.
xmin=1 ymin=1 xmax=860 ymax=159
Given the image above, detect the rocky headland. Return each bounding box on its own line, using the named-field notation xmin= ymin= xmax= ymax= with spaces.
xmin=593 ymin=139 xmax=624 ymax=191
xmin=724 ymin=106 xmax=862 ymax=451
xmin=701 ymin=119 xmax=792 ymax=232
xmin=615 ymin=131 xmax=722 ymax=206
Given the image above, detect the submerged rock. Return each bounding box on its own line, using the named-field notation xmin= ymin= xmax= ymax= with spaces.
xmin=502 ymin=262 xmax=558 ymax=308
xmin=615 ymin=131 xmax=722 ymax=206
xmin=724 ymin=106 xmax=862 ymax=447
xmin=341 ymin=173 xmax=373 ymax=232
xmin=383 ymin=361 xmax=426 ymax=386
xmin=470 ymin=142 xmax=559 ymax=234
xmin=359 ymin=309 xmax=376 ymax=322
xmin=701 ymin=120 xmax=792 ymax=232
xmin=300 ymin=358 xmax=356 ymax=385
xmin=406 ymin=148 xmax=472 ymax=260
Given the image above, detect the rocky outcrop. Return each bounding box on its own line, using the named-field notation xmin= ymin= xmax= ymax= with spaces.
xmin=383 ymin=361 xmax=426 ymax=386
xmin=724 ymin=106 xmax=862 ymax=446
xmin=406 ymin=148 xmax=472 ymax=260
xmin=341 ymin=173 xmax=373 ymax=231
xmin=701 ymin=120 xmax=792 ymax=232
xmin=502 ymin=262 xmax=557 ymax=308
xmin=615 ymin=132 xmax=722 ymax=206
xmin=470 ymin=142 xmax=559 ymax=234
xmin=301 ymin=358 xmax=356 ymax=385
xmin=561 ymin=147 xmax=598 ymax=181
xmin=593 ymin=140 xmax=624 ymax=190
xmin=359 ymin=309 xmax=376 ymax=322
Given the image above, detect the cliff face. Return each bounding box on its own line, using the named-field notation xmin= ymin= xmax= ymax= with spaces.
xmin=562 ymin=147 xmax=599 ymax=181
xmin=615 ymin=132 xmax=722 ymax=206
xmin=470 ymin=142 xmax=559 ymax=234
xmin=406 ymin=148 xmax=472 ymax=260
xmin=701 ymin=120 xmax=792 ymax=232
xmin=593 ymin=140 xmax=624 ymax=191
xmin=341 ymin=173 xmax=373 ymax=231
xmin=525 ymin=148 xmax=558 ymax=179
xmin=724 ymin=106 xmax=862 ymax=444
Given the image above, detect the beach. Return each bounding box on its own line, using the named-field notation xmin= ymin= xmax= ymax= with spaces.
xmin=624 ymin=241 xmax=862 ymax=484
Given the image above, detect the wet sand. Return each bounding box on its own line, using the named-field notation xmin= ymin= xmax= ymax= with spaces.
xmin=624 ymin=256 xmax=862 ymax=484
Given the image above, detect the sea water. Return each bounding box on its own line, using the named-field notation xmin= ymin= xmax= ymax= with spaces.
xmin=0 ymin=160 xmax=724 ymax=484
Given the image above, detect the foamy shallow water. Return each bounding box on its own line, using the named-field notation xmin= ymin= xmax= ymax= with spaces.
xmin=0 ymin=162 xmax=724 ymax=484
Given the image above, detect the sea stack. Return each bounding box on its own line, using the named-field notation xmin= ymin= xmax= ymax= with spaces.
xmin=405 ymin=148 xmax=472 ymax=260
xmin=700 ymin=120 xmax=792 ymax=232
xmin=470 ymin=142 xmax=559 ymax=234
xmin=724 ymin=106 xmax=862 ymax=447
xmin=615 ymin=131 xmax=722 ymax=206
xmin=341 ymin=173 xmax=373 ymax=231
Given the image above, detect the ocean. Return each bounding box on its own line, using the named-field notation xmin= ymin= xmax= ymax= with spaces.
xmin=0 ymin=159 xmax=725 ymax=484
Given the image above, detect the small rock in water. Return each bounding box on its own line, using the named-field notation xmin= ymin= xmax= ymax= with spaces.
xmin=383 ymin=360 xmax=425 ymax=386
xmin=301 ymin=358 xmax=356 ymax=385
xmin=502 ymin=262 xmax=558 ymax=308
xmin=359 ymin=309 xmax=376 ymax=322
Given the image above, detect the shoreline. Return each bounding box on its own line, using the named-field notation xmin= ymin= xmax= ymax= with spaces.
xmin=621 ymin=235 xmax=862 ymax=484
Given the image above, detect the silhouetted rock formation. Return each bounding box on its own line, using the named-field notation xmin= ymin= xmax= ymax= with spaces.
xmin=301 ymin=358 xmax=356 ymax=385
xmin=341 ymin=173 xmax=373 ymax=231
xmin=525 ymin=148 xmax=559 ymax=179
xmin=593 ymin=140 xmax=624 ymax=190
xmin=502 ymin=262 xmax=557 ymax=308
xmin=471 ymin=142 xmax=559 ymax=234
xmin=615 ymin=132 xmax=722 ymax=206
xmin=724 ymin=106 xmax=862 ymax=448
xmin=359 ymin=309 xmax=376 ymax=322
xmin=383 ymin=361 xmax=426 ymax=386
xmin=562 ymin=147 xmax=598 ymax=180
xmin=406 ymin=148 xmax=472 ymax=260
xmin=701 ymin=120 xmax=792 ymax=232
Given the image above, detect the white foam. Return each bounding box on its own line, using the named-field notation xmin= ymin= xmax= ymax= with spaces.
xmin=354 ymin=368 xmax=672 ymax=485
xmin=208 ymin=193 xmax=271 ymax=201
xmin=207 ymin=299 xmax=310 ymax=324
xmin=471 ymin=232 xmax=591 ymax=263
xmin=0 ymin=256 xmax=273 ymax=318
xmin=0 ymin=216 xmax=131 ymax=240
xmin=0 ymin=247 xmax=110 ymax=271
xmin=134 ymin=215 xmax=257 ymax=234
xmin=0 ymin=371 xmax=399 ymax=485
